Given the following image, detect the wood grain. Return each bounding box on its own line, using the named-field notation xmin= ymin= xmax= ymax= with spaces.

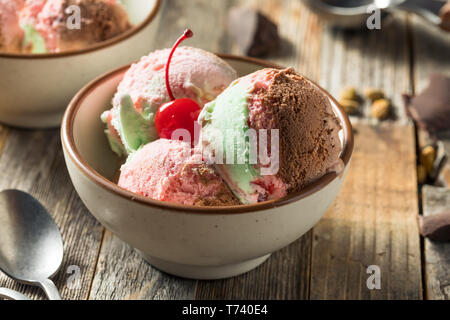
xmin=89 ymin=231 xmax=195 ymax=300
xmin=422 ymin=186 xmax=450 ymax=300
xmin=195 ymin=236 xmax=311 ymax=300
xmin=0 ymin=129 xmax=103 ymax=300
xmin=310 ymin=123 xmax=422 ymax=300
xmin=319 ymin=13 xmax=411 ymax=122
xmin=309 ymin=11 xmax=422 ymax=300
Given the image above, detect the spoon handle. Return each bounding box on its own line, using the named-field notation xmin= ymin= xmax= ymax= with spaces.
xmin=38 ymin=278 xmax=62 ymax=300
xmin=0 ymin=288 xmax=31 ymax=300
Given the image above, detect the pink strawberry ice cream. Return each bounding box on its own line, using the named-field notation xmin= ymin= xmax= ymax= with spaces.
xmin=115 ymin=47 xmax=237 ymax=113
xmin=101 ymin=47 xmax=238 ymax=156
xmin=118 ymin=139 xmax=239 ymax=206
xmin=0 ymin=0 xmax=25 ymax=53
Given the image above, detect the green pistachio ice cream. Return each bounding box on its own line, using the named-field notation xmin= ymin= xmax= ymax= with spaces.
xmin=199 ymin=75 xmax=269 ymax=204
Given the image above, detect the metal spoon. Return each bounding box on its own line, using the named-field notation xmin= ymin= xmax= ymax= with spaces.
xmin=0 ymin=190 xmax=63 ymax=300
xmin=0 ymin=288 xmax=31 ymax=300
xmin=302 ymin=0 xmax=448 ymax=30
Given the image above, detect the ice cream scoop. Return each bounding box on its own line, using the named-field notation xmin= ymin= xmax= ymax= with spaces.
xmin=199 ymin=68 xmax=343 ymax=204
xmin=102 ymin=46 xmax=238 ymax=157
xmin=0 ymin=0 xmax=25 ymax=53
xmin=118 ymin=139 xmax=240 ymax=206
xmin=19 ymin=0 xmax=132 ymax=53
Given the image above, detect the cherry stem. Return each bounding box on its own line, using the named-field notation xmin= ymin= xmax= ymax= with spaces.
xmin=165 ymin=29 xmax=194 ymax=101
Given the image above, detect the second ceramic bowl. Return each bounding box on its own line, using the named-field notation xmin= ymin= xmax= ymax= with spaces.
xmin=0 ymin=0 xmax=161 ymax=128
xmin=61 ymin=55 xmax=354 ymax=279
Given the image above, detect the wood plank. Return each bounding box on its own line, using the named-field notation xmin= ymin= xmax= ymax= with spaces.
xmin=89 ymin=231 xmax=196 ymax=300
xmin=310 ymin=123 xmax=422 ymax=300
xmin=195 ymin=0 xmax=319 ymax=300
xmin=309 ymin=10 xmax=421 ymax=300
xmin=319 ymin=13 xmax=411 ymax=122
xmin=0 ymin=129 xmax=103 ymax=300
xmin=195 ymin=236 xmax=311 ymax=299
xmin=422 ymin=186 xmax=450 ymax=300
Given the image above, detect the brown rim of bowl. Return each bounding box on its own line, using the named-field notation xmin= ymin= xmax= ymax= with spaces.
xmin=61 ymin=54 xmax=354 ymax=215
xmin=0 ymin=0 xmax=161 ymax=59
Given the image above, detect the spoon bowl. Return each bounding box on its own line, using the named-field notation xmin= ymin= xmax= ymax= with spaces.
xmin=0 ymin=190 xmax=63 ymax=300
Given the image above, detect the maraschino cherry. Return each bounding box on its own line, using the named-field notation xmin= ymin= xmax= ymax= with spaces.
xmin=154 ymin=29 xmax=201 ymax=143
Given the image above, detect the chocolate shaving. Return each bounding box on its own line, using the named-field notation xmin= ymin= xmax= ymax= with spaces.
xmin=418 ymin=211 xmax=450 ymax=242
xmin=227 ymin=7 xmax=280 ymax=57
xmin=403 ymin=74 xmax=450 ymax=133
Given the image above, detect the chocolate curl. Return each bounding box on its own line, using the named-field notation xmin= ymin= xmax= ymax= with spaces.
xmin=419 ymin=211 xmax=450 ymax=242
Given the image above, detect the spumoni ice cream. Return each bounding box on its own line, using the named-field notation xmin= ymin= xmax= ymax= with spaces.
xmin=101 ymin=31 xmax=343 ymax=207
xmin=0 ymin=0 xmax=131 ymax=54
xmin=110 ymin=35 xmax=241 ymax=207
xmin=199 ymin=68 xmax=343 ymax=204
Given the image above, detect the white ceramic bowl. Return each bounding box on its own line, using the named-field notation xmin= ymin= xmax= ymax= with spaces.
xmin=0 ymin=0 xmax=161 ymax=128
xmin=61 ymin=56 xmax=354 ymax=280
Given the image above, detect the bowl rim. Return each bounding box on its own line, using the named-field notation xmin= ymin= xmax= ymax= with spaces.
xmin=61 ymin=54 xmax=354 ymax=215
xmin=0 ymin=0 xmax=161 ymax=60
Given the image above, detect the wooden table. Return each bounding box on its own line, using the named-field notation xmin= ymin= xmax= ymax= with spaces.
xmin=0 ymin=0 xmax=449 ymax=300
